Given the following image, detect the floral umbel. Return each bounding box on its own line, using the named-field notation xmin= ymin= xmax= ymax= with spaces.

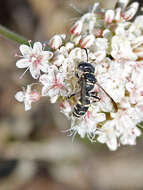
xmin=15 ymin=0 xmax=143 ymax=151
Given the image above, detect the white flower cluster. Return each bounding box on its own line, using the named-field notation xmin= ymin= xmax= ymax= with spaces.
xmin=15 ymin=1 xmax=143 ymax=150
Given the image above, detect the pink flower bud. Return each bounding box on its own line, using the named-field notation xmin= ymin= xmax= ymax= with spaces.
xmin=80 ymin=35 xmax=95 ymax=48
xmin=121 ymin=2 xmax=139 ymax=21
xmin=115 ymin=8 xmax=121 ymax=21
xmin=70 ymin=20 xmax=83 ymax=35
xmin=49 ymin=35 xmax=63 ymax=49
xmin=105 ymin=10 xmax=115 ymax=24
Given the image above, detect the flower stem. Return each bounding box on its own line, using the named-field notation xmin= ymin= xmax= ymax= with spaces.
xmin=0 ymin=25 xmax=29 ymax=45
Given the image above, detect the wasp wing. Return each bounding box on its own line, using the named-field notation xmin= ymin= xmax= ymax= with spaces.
xmin=91 ymin=82 xmax=118 ymax=113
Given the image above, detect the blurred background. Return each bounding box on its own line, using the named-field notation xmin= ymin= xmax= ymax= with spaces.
xmin=0 ymin=0 xmax=143 ymax=190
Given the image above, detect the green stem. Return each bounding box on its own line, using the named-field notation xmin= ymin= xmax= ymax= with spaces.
xmin=0 ymin=25 xmax=29 ymax=45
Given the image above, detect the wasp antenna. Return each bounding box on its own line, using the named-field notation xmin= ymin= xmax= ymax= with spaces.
xmin=82 ymin=48 xmax=88 ymax=62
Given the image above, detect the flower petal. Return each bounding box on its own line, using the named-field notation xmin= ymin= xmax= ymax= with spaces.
xmin=24 ymin=100 xmax=31 ymax=111
xmin=29 ymin=65 xmax=40 ymax=79
xmin=16 ymin=58 xmax=30 ymax=68
xmin=107 ymin=136 xmax=117 ymax=151
xmin=33 ymin=42 xmax=43 ymax=54
xmin=39 ymin=64 xmax=49 ymax=73
xmin=15 ymin=91 xmax=24 ymax=102
xmin=42 ymin=51 xmax=53 ymax=60
xmin=20 ymin=45 xmax=32 ymax=57
xmin=50 ymin=95 xmax=59 ymax=103
xmin=41 ymin=86 xmax=50 ymax=96
xmin=39 ymin=74 xmax=50 ymax=85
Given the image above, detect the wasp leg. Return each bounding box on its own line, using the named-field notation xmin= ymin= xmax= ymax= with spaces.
xmin=91 ymin=95 xmax=100 ymax=100
xmin=90 ymin=92 xmax=100 ymax=102
xmin=67 ymin=93 xmax=76 ymax=98
xmin=67 ymin=90 xmax=80 ymax=98
xmin=75 ymin=72 xmax=79 ymax=78
xmin=91 ymin=95 xmax=100 ymax=102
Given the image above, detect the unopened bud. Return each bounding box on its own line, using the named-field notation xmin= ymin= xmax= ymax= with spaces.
xmin=122 ymin=2 xmax=139 ymax=21
xmin=70 ymin=20 xmax=83 ymax=35
xmin=105 ymin=10 xmax=115 ymax=24
xmin=49 ymin=35 xmax=63 ymax=49
xmin=80 ymin=35 xmax=95 ymax=48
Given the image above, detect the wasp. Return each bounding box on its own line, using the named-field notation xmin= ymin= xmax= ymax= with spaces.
xmin=69 ymin=48 xmax=117 ymax=118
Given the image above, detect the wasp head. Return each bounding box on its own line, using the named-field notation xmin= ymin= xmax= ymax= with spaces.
xmin=78 ymin=62 xmax=95 ymax=73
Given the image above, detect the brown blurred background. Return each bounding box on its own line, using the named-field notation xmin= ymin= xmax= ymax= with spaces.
xmin=0 ymin=0 xmax=143 ymax=190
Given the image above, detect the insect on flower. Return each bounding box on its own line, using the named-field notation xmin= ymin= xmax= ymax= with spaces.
xmin=68 ymin=48 xmax=117 ymax=118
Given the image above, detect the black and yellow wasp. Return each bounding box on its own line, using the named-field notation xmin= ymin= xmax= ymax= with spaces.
xmin=68 ymin=48 xmax=117 ymax=118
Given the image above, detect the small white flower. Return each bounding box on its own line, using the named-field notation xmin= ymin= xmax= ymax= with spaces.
xmin=111 ymin=109 xmax=141 ymax=145
xmin=59 ymin=100 xmax=72 ymax=117
xmin=53 ymin=50 xmax=66 ymax=67
xmin=129 ymin=16 xmax=143 ymax=36
xmin=126 ymin=71 xmax=143 ymax=104
xmin=68 ymin=47 xmax=87 ymax=63
xmin=16 ymin=42 xmax=53 ymax=79
xmin=65 ymin=42 xmax=74 ymax=51
xmin=15 ymin=85 xmax=40 ymax=111
xmin=120 ymin=126 xmax=141 ymax=145
xmin=39 ymin=66 xmax=70 ymax=103
xmin=96 ymin=121 xmax=118 ymax=151
xmin=111 ymin=27 xmax=137 ymax=60
xmin=70 ymin=107 xmax=106 ymax=141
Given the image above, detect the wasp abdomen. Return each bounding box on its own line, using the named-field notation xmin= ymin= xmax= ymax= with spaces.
xmin=84 ymin=73 xmax=96 ymax=83
xmin=73 ymin=96 xmax=90 ymax=117
xmin=73 ymin=103 xmax=89 ymax=117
